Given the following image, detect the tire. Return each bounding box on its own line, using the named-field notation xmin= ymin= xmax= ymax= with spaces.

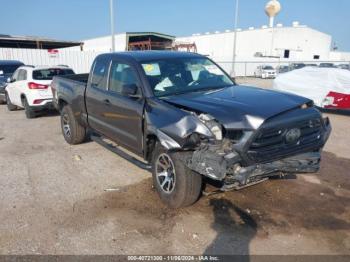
xmin=5 ymin=92 xmax=17 ymax=111
xmin=152 ymin=143 xmax=202 ymax=208
xmin=22 ymin=98 xmax=36 ymax=119
xmin=60 ymin=105 xmax=86 ymax=145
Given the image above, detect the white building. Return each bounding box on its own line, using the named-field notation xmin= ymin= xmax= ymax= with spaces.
xmin=177 ymin=22 xmax=332 ymax=62
xmin=176 ymin=22 xmax=343 ymax=75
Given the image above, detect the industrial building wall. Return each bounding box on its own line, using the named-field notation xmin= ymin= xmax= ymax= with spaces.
xmin=66 ymin=34 xmax=127 ymax=52
xmin=177 ymin=26 xmax=333 ymax=76
xmin=0 ymin=48 xmax=103 ymax=73
xmin=177 ymin=26 xmax=332 ymax=62
xmin=330 ymin=51 xmax=350 ymax=61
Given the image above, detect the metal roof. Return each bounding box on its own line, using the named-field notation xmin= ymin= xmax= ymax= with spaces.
xmin=0 ymin=34 xmax=83 ymax=49
xmin=125 ymin=32 xmax=175 ymax=40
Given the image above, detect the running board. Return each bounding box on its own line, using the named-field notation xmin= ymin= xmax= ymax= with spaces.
xmin=90 ymin=135 xmax=152 ymax=171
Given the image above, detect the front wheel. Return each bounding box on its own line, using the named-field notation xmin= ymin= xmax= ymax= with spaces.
xmin=60 ymin=105 xmax=86 ymax=145
xmin=152 ymin=143 xmax=202 ymax=208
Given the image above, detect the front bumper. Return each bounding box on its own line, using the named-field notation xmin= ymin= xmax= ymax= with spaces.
xmin=186 ymin=117 xmax=331 ymax=188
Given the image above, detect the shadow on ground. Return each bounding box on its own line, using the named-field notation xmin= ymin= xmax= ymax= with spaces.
xmin=59 ymin=151 xmax=350 ymax=255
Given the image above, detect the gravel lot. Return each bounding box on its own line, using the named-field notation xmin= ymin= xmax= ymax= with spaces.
xmin=0 ymin=78 xmax=349 ymax=255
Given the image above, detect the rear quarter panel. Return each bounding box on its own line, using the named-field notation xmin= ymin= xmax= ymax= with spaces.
xmin=54 ymin=76 xmax=88 ymax=127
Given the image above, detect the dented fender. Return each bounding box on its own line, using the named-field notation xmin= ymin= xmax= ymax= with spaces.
xmin=144 ymin=98 xmax=214 ymax=150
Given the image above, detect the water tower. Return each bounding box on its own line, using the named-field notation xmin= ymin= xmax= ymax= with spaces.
xmin=265 ymin=0 xmax=282 ymax=28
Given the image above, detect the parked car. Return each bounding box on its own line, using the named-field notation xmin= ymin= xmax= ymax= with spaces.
xmin=0 ymin=60 xmax=24 ymax=104
xmin=254 ymin=65 xmax=276 ymax=79
xmin=276 ymin=65 xmax=290 ymax=74
xmin=274 ymin=67 xmax=350 ymax=110
xmin=52 ymin=51 xmax=331 ymax=208
xmin=5 ymin=65 xmax=74 ymax=118
xmin=305 ymin=64 xmax=318 ymax=67
xmin=338 ymin=64 xmax=350 ymax=70
xmin=290 ymin=63 xmax=306 ymax=70
xmin=319 ymin=63 xmax=336 ymax=68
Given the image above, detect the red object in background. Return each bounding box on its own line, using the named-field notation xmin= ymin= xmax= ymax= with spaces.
xmin=48 ymin=49 xmax=59 ymax=54
xmin=324 ymin=91 xmax=350 ymax=109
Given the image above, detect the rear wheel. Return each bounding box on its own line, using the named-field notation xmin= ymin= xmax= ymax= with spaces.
xmin=60 ymin=105 xmax=86 ymax=145
xmin=22 ymin=98 xmax=36 ymax=119
xmin=152 ymin=143 xmax=202 ymax=208
xmin=6 ymin=92 xmax=17 ymax=111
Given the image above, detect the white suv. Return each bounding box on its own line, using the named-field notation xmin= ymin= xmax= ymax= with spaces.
xmin=254 ymin=65 xmax=277 ymax=79
xmin=5 ymin=65 xmax=74 ymax=118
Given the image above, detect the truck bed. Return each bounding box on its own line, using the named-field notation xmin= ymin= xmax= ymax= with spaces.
xmin=57 ymin=73 xmax=89 ymax=84
xmin=52 ymin=73 xmax=89 ymax=113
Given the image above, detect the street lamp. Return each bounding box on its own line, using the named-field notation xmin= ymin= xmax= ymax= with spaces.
xmin=231 ymin=0 xmax=239 ymax=77
xmin=110 ymin=0 xmax=115 ymax=52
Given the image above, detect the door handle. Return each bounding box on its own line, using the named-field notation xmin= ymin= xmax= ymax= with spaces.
xmin=103 ymin=99 xmax=111 ymax=105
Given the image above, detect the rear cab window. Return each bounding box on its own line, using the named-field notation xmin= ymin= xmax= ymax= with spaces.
xmin=32 ymin=68 xmax=75 ymax=80
xmin=90 ymin=57 xmax=110 ymax=90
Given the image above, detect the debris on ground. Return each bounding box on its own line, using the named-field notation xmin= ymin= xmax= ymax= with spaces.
xmin=74 ymin=155 xmax=82 ymax=161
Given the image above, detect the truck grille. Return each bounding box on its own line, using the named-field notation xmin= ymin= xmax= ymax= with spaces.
xmin=247 ymin=118 xmax=323 ymax=163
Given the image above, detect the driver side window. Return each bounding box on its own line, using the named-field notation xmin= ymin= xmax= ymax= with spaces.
xmin=108 ymin=62 xmax=139 ymax=95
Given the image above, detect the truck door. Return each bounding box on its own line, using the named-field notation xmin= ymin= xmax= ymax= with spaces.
xmin=85 ymin=55 xmax=113 ymax=137
xmin=102 ymin=59 xmax=144 ymax=154
xmin=86 ymin=57 xmax=144 ymax=155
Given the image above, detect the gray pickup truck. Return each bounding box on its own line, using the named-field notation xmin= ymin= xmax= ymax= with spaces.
xmin=52 ymin=51 xmax=331 ymax=208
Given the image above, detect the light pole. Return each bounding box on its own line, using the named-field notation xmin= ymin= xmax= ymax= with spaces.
xmin=231 ymin=0 xmax=239 ymax=77
xmin=110 ymin=0 xmax=115 ymax=52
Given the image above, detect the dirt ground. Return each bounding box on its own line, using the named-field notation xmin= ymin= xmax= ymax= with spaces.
xmin=0 ymin=78 xmax=349 ymax=255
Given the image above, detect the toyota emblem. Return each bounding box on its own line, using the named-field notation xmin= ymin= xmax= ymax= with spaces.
xmin=285 ymin=128 xmax=301 ymax=144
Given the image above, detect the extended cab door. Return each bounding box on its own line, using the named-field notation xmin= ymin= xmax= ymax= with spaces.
xmin=104 ymin=59 xmax=145 ymax=154
xmin=86 ymin=57 xmax=144 ymax=155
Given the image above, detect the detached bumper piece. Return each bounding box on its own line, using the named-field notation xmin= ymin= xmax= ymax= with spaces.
xmin=223 ymin=152 xmax=321 ymax=191
xmin=187 ymin=148 xmax=321 ymax=191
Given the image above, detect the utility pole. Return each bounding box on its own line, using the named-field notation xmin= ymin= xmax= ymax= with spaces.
xmin=110 ymin=0 xmax=115 ymax=52
xmin=231 ymin=0 xmax=239 ymax=77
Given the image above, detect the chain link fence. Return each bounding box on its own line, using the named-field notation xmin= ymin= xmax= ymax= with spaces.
xmin=216 ymin=60 xmax=350 ymax=77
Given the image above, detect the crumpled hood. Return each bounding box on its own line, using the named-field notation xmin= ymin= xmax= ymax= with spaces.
xmin=162 ymin=85 xmax=310 ymax=130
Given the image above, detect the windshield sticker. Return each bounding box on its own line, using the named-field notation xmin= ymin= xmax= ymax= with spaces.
xmin=142 ymin=63 xmax=160 ymax=76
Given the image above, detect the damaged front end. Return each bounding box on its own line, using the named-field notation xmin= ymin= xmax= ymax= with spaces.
xmin=185 ymin=113 xmax=331 ymax=191
xmin=145 ymin=97 xmax=331 ymax=191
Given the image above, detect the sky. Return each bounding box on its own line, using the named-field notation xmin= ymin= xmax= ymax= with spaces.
xmin=1 ymin=0 xmax=349 ymax=51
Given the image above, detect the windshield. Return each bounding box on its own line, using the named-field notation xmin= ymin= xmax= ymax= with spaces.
xmin=33 ymin=68 xmax=74 ymax=80
xmin=141 ymin=58 xmax=234 ymax=97
xmin=0 ymin=64 xmax=22 ymax=75
xmin=262 ymin=66 xmax=274 ymax=70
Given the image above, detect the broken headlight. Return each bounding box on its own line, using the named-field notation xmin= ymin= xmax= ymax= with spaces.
xmin=198 ymin=114 xmax=223 ymax=140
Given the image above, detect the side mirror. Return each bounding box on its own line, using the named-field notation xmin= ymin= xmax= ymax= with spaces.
xmin=121 ymin=84 xmax=140 ymax=98
xmin=7 ymin=77 xmax=12 ymax=83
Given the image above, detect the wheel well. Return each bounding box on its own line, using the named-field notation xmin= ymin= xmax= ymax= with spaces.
xmin=145 ymin=134 xmax=158 ymax=163
xmin=20 ymin=94 xmax=26 ymax=105
xmin=58 ymin=99 xmax=68 ymax=112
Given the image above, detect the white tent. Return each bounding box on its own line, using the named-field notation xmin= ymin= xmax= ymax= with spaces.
xmin=273 ymin=67 xmax=350 ymax=108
